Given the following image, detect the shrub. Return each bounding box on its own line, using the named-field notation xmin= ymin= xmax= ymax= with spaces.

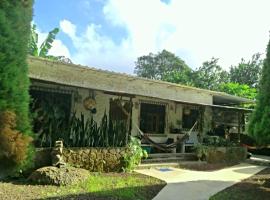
xmin=203 ymin=135 xmax=237 ymax=147
xmin=122 ymin=137 xmax=148 ymax=172
xmin=194 ymin=144 xmax=208 ymax=161
xmin=0 ymin=111 xmax=33 ymax=167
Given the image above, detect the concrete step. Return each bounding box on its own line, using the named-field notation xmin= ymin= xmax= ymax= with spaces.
xmin=143 ymin=153 xmax=197 ymax=164
xmin=137 ymin=161 xmax=204 ymax=170
xmin=137 ymin=162 xmax=180 ymax=169
xmin=148 ymin=153 xmax=195 ymax=158
xmin=142 ymin=157 xmax=187 ymax=164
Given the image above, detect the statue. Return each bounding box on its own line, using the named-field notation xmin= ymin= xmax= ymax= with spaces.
xmin=51 ymin=140 xmax=65 ymax=168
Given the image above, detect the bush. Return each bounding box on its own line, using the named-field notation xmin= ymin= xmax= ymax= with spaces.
xmin=0 ymin=111 xmax=33 ymax=167
xmin=194 ymin=144 xmax=208 ymax=161
xmin=203 ymin=135 xmax=237 ymax=147
xmin=122 ymin=137 xmax=148 ymax=172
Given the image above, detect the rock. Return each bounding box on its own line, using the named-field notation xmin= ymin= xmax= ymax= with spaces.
xmin=28 ymin=166 xmax=90 ymax=186
xmin=90 ymin=152 xmax=97 ymax=159
xmin=109 ymin=149 xmax=116 ymax=154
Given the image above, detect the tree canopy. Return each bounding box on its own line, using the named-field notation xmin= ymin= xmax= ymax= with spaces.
xmin=218 ymin=83 xmax=257 ymax=100
xmin=134 ymin=50 xmax=261 ymax=100
xmin=134 ymin=50 xmax=192 ymax=85
xmin=192 ymin=58 xmax=229 ymax=90
xmin=230 ymin=53 xmax=262 ymax=88
xmin=248 ymin=39 xmax=270 ymax=145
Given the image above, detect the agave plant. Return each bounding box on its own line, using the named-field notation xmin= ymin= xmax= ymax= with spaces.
xmin=34 ymin=106 xmax=129 ymax=148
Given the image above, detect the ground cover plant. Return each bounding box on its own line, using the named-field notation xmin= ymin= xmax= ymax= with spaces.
xmin=0 ymin=172 xmax=165 ymax=200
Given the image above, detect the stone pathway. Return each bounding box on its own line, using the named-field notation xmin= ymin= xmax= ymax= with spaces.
xmin=135 ymin=163 xmax=266 ymax=200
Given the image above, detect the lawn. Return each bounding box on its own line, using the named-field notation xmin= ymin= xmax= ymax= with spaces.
xmin=210 ymin=167 xmax=270 ymax=200
xmin=0 ymin=172 xmax=165 ymax=200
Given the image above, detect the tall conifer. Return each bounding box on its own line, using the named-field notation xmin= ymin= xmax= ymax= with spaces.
xmin=249 ymin=38 xmax=270 ymax=145
xmin=0 ymin=0 xmax=33 ymax=134
xmin=0 ymin=0 xmax=34 ymax=169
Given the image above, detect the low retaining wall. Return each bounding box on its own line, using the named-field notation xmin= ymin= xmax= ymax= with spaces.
xmin=35 ymin=147 xmax=129 ymax=172
xmin=206 ymin=146 xmax=247 ymax=164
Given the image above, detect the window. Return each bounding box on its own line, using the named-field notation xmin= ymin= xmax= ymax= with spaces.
xmin=140 ymin=103 xmax=166 ymax=134
xmin=109 ymin=99 xmax=131 ymax=122
xmin=182 ymin=107 xmax=199 ymax=130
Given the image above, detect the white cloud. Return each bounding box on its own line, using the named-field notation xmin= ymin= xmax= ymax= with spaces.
xmin=103 ymin=0 xmax=270 ymax=70
xmin=48 ymin=40 xmax=71 ymax=58
xmin=60 ymin=20 xmax=77 ymax=39
xmin=57 ymin=0 xmax=270 ymax=73
xmin=60 ymin=19 xmax=135 ymax=73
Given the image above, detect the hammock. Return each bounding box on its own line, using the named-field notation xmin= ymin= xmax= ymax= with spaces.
xmin=134 ymin=121 xmax=198 ymax=152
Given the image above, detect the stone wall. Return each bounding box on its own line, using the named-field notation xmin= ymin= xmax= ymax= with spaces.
xmin=35 ymin=148 xmax=52 ymax=169
xmin=206 ymin=146 xmax=247 ymax=164
xmin=35 ymin=147 xmax=129 ymax=172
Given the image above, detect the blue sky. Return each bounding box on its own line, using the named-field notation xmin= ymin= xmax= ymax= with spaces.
xmin=34 ymin=0 xmax=128 ymax=56
xmin=33 ymin=0 xmax=270 ymax=74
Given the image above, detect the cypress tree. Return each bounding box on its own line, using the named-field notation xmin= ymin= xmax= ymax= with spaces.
xmin=0 ymin=0 xmax=33 ymax=168
xmin=0 ymin=0 xmax=33 ymax=134
xmin=248 ymin=38 xmax=270 ymax=145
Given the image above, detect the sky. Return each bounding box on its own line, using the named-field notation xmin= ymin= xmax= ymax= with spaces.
xmin=33 ymin=0 xmax=270 ymax=74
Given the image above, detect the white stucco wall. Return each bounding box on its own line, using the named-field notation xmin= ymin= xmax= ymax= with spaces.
xmin=31 ymin=80 xmax=212 ymax=144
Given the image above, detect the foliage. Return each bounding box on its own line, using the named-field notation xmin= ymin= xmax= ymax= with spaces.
xmin=194 ymin=143 xmax=208 ymax=161
xmin=33 ymin=100 xmax=128 ymax=147
xmin=219 ymin=82 xmax=257 ymax=100
xmin=203 ymin=136 xmax=237 ymax=147
xmin=32 ymin=95 xmax=69 ymax=147
xmin=248 ymin=39 xmax=270 ymax=146
xmin=122 ymin=136 xmax=148 ymax=172
xmin=0 ymin=0 xmax=34 ymax=171
xmin=134 ymin=49 xmax=192 ymax=85
xmin=0 ymin=111 xmax=33 ymax=167
xmin=134 ymin=51 xmax=262 ymax=101
xmin=66 ymin=112 xmax=128 ymax=148
xmin=28 ymin=24 xmax=72 ymax=63
xmin=230 ymin=53 xmax=263 ymax=88
xmin=192 ymin=58 xmax=229 ymax=90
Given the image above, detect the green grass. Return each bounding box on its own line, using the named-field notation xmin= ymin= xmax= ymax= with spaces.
xmin=43 ymin=172 xmax=165 ymax=200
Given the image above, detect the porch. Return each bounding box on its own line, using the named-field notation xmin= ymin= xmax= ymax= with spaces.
xmin=28 ymin=57 xmax=253 ymax=154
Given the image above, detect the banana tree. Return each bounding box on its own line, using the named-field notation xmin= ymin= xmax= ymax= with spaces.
xmin=28 ymin=24 xmax=72 ymax=63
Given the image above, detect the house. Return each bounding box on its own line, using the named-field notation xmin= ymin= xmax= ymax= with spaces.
xmin=28 ymin=56 xmax=253 ymax=152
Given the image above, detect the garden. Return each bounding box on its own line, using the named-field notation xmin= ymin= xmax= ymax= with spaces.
xmin=1 ymin=1 xmax=270 ymax=200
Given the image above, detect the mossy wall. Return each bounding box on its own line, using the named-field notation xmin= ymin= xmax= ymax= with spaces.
xmin=35 ymin=147 xmax=129 ymax=172
xmin=206 ymin=147 xmax=247 ymax=164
